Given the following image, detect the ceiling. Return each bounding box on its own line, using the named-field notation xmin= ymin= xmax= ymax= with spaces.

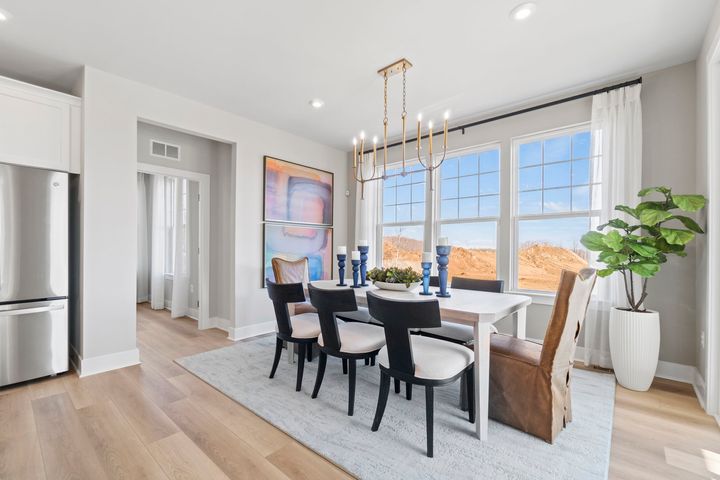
xmin=0 ymin=0 xmax=715 ymax=150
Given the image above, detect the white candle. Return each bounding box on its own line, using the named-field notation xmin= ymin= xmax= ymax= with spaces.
xmin=437 ymin=237 xmax=449 ymax=246
xmin=422 ymin=252 xmax=433 ymax=263
xmin=358 ymin=239 xmax=369 ymax=247
xmin=351 ymin=250 xmax=361 ymax=261
xmin=337 ymin=246 xmax=347 ymax=255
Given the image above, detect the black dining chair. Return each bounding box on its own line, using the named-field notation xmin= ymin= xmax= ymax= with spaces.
xmin=266 ymin=279 xmax=321 ymax=392
xmin=420 ymin=277 xmax=504 ymax=411
xmin=366 ymin=291 xmax=475 ymax=458
xmin=307 ymin=284 xmax=386 ymax=416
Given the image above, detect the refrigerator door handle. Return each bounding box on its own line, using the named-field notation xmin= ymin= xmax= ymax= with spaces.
xmin=1 ymin=304 xmax=65 ymax=316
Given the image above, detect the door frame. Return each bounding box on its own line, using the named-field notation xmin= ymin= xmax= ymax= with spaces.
xmin=137 ymin=162 xmax=211 ymax=330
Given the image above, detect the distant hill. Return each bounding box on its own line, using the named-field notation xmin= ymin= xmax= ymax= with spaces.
xmin=382 ymin=237 xmax=587 ymax=292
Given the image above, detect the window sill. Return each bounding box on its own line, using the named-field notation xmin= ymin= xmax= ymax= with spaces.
xmin=507 ymin=290 xmax=556 ymax=306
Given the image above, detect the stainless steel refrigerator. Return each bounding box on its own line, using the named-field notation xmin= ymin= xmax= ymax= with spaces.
xmin=0 ymin=162 xmax=70 ymax=387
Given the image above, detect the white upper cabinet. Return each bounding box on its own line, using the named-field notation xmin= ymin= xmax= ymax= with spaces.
xmin=0 ymin=76 xmax=81 ymax=174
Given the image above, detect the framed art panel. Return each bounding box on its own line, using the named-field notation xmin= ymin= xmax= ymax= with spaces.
xmin=263 ymin=223 xmax=333 ymax=286
xmin=263 ymin=156 xmax=334 ymax=226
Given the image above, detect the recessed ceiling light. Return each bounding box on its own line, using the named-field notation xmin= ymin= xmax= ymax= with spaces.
xmin=0 ymin=8 xmax=12 ymax=22
xmin=309 ymin=98 xmax=325 ymax=109
xmin=510 ymin=2 xmax=536 ymax=21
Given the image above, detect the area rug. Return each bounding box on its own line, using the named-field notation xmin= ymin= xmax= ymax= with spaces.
xmin=176 ymin=335 xmax=615 ymax=480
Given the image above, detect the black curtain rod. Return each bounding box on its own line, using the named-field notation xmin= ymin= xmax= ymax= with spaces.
xmin=383 ymin=77 xmax=642 ymax=149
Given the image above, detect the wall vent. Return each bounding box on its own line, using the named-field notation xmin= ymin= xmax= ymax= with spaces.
xmin=150 ymin=139 xmax=181 ymax=161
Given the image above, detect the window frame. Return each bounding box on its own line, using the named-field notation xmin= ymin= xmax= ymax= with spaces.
xmin=509 ymin=122 xmax=600 ymax=295
xmin=433 ymin=143 xmax=502 ymax=279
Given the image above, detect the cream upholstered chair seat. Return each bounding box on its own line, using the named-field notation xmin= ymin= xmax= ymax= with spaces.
xmin=378 ymin=335 xmax=474 ymax=380
xmin=276 ymin=312 xmax=320 ymax=339
xmin=318 ymin=321 xmax=386 ymax=354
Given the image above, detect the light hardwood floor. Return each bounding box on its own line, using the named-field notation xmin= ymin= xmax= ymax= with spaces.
xmin=0 ymin=303 xmax=718 ymax=479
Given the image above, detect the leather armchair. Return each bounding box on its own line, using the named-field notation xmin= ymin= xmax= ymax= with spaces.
xmin=489 ymin=268 xmax=596 ymax=443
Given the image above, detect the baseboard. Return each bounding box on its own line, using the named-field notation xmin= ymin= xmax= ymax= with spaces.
xmin=693 ymin=370 xmax=708 ymax=411
xmin=77 ymin=348 xmax=141 ymax=377
xmin=209 ymin=317 xmax=275 ymax=341
xmin=187 ymin=308 xmax=199 ymax=321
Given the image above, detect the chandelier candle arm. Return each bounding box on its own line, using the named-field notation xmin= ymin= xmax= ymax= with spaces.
xmin=428 ymin=121 xmax=433 ymax=158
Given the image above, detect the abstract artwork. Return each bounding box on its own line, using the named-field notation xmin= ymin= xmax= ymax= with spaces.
xmin=263 ymin=223 xmax=333 ymax=283
xmin=263 ymin=156 xmax=333 ymax=226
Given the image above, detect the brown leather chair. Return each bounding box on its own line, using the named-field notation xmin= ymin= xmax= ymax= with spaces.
xmin=271 ymin=257 xmax=317 ymax=315
xmin=489 ymin=268 xmax=596 ymax=443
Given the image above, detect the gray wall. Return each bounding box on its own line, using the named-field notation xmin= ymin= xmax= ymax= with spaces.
xmin=348 ymin=61 xmax=699 ymax=367
xmin=137 ymin=122 xmax=234 ymax=321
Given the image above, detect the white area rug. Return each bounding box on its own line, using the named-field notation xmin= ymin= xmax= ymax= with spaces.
xmin=177 ymin=335 xmax=615 ymax=480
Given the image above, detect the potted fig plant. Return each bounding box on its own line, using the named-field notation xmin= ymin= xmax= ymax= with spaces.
xmin=581 ymin=186 xmax=706 ymax=391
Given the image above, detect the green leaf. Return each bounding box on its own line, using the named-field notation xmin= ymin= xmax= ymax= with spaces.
xmin=639 ymin=208 xmax=673 ymax=226
xmin=671 ymin=194 xmax=707 ymax=212
xmin=638 ymin=186 xmax=671 ymax=197
xmin=659 ymin=227 xmax=695 ymax=245
xmin=628 ymin=243 xmax=659 ymax=257
xmin=597 ymin=268 xmax=616 ymax=278
xmin=615 ymin=205 xmax=638 ymax=219
xmin=636 ymin=201 xmax=668 ymax=213
xmin=598 ymin=251 xmax=629 ymax=265
xmin=628 ymin=262 xmax=661 ymax=277
xmin=602 ymin=230 xmax=624 ymax=252
xmin=671 ymin=215 xmax=705 ymax=233
xmin=581 ymin=231 xmax=609 ymax=251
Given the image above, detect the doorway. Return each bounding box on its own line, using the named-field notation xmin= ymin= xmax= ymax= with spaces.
xmin=137 ymin=163 xmax=210 ymax=329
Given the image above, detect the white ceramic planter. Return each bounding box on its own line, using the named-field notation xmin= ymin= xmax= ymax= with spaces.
xmin=608 ymin=307 xmax=660 ymax=391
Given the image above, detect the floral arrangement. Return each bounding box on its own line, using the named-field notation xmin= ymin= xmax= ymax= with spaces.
xmin=366 ymin=266 xmax=423 ymax=287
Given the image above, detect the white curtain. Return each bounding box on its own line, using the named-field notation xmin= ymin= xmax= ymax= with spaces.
xmin=137 ymin=173 xmax=150 ymax=302
xmin=584 ymin=85 xmax=643 ymax=368
xmin=150 ymin=175 xmax=166 ymax=310
xmin=354 ymin=154 xmax=379 ymax=268
xmin=171 ymin=178 xmax=191 ymax=318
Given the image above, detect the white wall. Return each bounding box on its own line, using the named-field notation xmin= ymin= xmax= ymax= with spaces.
xmin=77 ymin=66 xmax=347 ymax=374
xmin=348 ymin=61 xmax=699 ymax=368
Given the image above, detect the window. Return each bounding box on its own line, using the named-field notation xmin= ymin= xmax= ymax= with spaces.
xmin=437 ymin=146 xmax=501 ymax=280
xmin=164 ymin=176 xmax=190 ymax=276
xmin=512 ymin=125 xmax=599 ymax=292
xmin=381 ymin=163 xmax=426 ymax=268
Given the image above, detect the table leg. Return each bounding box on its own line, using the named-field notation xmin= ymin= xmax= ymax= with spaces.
xmin=287 ymin=342 xmax=295 ymax=364
xmin=513 ymin=306 xmax=527 ymax=340
xmin=474 ymin=322 xmax=491 ymax=441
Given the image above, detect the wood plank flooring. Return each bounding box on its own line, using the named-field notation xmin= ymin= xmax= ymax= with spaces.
xmin=0 ymin=303 xmax=718 ymax=479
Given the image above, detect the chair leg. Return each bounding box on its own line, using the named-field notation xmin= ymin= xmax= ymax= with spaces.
xmin=371 ymin=355 xmax=376 ymax=366
xmin=466 ymin=368 xmax=475 ymax=424
xmin=348 ymin=359 xmax=357 ymax=416
xmin=295 ymin=343 xmax=306 ymax=392
xmin=406 ymin=382 xmax=412 ymax=400
xmin=394 ymin=378 xmax=401 ymax=394
xmin=460 ymin=375 xmax=468 ymax=411
xmin=365 ymin=357 xmax=370 ymax=366
xmin=342 ymin=358 xmax=348 ymax=374
xmin=311 ymin=352 xmax=327 ymax=399
xmin=306 ymin=344 xmax=313 ymax=362
xmin=425 ymin=386 xmax=434 ymax=458
xmin=269 ymin=337 xmax=283 ymax=379
xmin=371 ymin=372 xmax=391 ymax=431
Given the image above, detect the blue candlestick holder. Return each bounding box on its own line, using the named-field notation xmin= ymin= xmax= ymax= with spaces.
xmin=436 ymin=245 xmax=452 ymax=298
xmin=358 ymin=245 xmax=369 ymax=287
xmin=419 ymin=261 xmax=433 ymax=295
xmin=336 ymin=254 xmax=347 ymax=286
xmin=351 ymin=259 xmax=361 ymax=288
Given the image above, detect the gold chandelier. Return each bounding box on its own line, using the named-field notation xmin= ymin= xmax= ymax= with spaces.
xmin=353 ymin=58 xmax=449 ymax=197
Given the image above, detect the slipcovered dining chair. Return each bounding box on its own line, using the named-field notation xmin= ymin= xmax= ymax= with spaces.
xmin=489 ymin=268 xmax=596 ymax=443
xmin=307 ymin=284 xmax=386 ymax=416
xmin=367 ymin=292 xmax=474 ymax=458
xmin=265 ymin=279 xmax=320 ymax=392
xmin=271 ymin=257 xmax=316 ymax=315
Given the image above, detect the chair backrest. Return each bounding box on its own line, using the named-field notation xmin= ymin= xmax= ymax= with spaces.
xmin=265 ymin=279 xmax=306 ymax=336
xmin=540 ymin=268 xmax=597 ymax=373
xmin=451 ymin=277 xmax=504 ymax=293
xmin=366 ymin=292 xmax=441 ymax=376
xmin=271 ymin=257 xmax=309 ymax=284
xmin=307 ymin=284 xmax=358 ymax=352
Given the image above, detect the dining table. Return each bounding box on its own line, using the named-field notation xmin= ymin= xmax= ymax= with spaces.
xmin=306 ymin=280 xmax=532 ymax=442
